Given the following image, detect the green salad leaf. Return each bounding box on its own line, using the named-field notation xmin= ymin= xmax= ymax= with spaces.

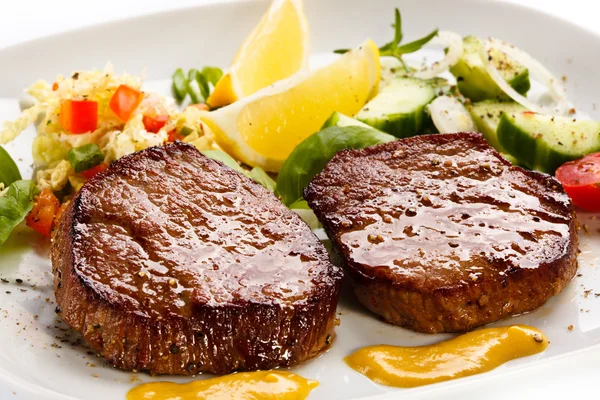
xmin=276 ymin=126 xmax=396 ymax=206
xmin=289 ymin=199 xmax=321 ymax=230
xmin=247 ymin=167 xmax=276 ymax=192
xmin=201 ymin=150 xmax=276 ymax=192
xmin=0 ymin=180 xmax=36 ymax=246
xmin=334 ymin=8 xmax=438 ymax=67
xmin=0 ymin=145 xmax=21 ymax=188
xmin=201 ymin=149 xmax=245 ymax=173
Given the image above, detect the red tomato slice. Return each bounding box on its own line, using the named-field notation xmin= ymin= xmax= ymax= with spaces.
xmin=143 ymin=114 xmax=170 ymax=133
xmin=109 ymin=84 xmax=144 ymax=122
xmin=81 ymin=163 xmax=108 ymax=179
xmin=555 ymin=152 xmax=600 ymax=212
xmin=26 ymin=188 xmax=60 ymax=237
xmin=59 ymin=100 xmax=98 ymax=134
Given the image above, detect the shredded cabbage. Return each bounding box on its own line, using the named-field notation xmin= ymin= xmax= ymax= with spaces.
xmin=0 ymin=103 xmax=42 ymax=144
xmin=1 ymin=63 xmax=218 ymax=194
xmin=68 ymin=175 xmax=86 ymax=192
xmin=178 ymin=106 xmax=219 ymax=151
xmin=35 ymin=160 xmax=73 ymax=191
xmin=104 ymin=114 xmax=167 ymax=163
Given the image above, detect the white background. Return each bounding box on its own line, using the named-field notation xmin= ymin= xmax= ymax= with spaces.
xmin=0 ymin=1 xmax=599 ymax=399
xmin=0 ymin=0 xmax=597 ymax=50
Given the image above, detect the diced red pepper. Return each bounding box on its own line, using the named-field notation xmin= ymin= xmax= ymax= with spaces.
xmin=52 ymin=82 xmax=59 ymax=91
xmin=60 ymin=100 xmax=98 ymax=134
xmin=81 ymin=163 xmax=108 ymax=179
xmin=143 ymin=114 xmax=170 ymax=133
xmin=109 ymin=84 xmax=144 ymax=122
xmin=26 ymin=188 xmax=60 ymax=237
xmin=167 ymin=129 xmax=183 ymax=143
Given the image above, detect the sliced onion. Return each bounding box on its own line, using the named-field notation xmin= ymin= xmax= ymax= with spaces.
xmin=412 ymin=31 xmax=464 ymax=79
xmin=479 ymin=38 xmax=569 ymax=115
xmin=426 ymin=95 xmax=477 ymax=133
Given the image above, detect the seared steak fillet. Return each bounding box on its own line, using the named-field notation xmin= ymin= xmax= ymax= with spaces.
xmin=305 ymin=132 xmax=577 ymax=333
xmin=52 ymin=141 xmax=342 ymax=375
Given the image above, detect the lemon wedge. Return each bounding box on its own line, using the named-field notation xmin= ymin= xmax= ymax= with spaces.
xmin=202 ymin=40 xmax=381 ymax=172
xmin=207 ymin=0 xmax=309 ymax=108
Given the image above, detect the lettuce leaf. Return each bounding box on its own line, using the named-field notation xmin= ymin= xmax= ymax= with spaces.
xmin=0 ymin=180 xmax=36 ymax=246
xmin=276 ymin=126 xmax=396 ymax=206
xmin=0 ymin=145 xmax=21 ymax=188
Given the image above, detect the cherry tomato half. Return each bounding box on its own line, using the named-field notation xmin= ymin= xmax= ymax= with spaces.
xmin=555 ymin=152 xmax=600 ymax=212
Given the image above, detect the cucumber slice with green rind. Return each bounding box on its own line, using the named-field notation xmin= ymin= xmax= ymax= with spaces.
xmin=497 ymin=112 xmax=600 ymax=173
xmin=450 ymin=36 xmax=530 ymax=102
xmin=469 ymin=100 xmax=525 ymax=151
xmin=355 ymin=77 xmax=436 ymax=138
xmin=322 ymin=112 xmax=381 ymax=131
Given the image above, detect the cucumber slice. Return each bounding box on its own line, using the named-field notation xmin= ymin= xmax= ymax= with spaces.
xmin=450 ymin=36 xmax=530 ymax=102
xmin=380 ymin=56 xmax=409 ymax=87
xmin=355 ymin=78 xmax=436 ymax=138
xmin=497 ymin=112 xmax=600 ymax=173
xmin=469 ymin=100 xmax=525 ymax=151
xmin=322 ymin=112 xmax=380 ymax=131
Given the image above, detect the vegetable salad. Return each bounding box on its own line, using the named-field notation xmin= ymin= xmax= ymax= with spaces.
xmin=2 ymin=2 xmax=600 ymax=246
xmin=4 ymin=63 xmax=216 ymax=194
xmin=0 ymin=63 xmax=219 ymax=242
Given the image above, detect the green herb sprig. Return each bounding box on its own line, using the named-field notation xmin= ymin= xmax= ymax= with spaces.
xmin=172 ymin=66 xmax=223 ymax=105
xmin=334 ymin=9 xmax=438 ymax=68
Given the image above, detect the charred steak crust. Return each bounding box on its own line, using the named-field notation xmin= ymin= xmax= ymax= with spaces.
xmin=52 ymin=141 xmax=342 ymax=375
xmin=305 ymin=132 xmax=578 ymax=333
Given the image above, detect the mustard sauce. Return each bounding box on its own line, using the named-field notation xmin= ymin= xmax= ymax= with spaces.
xmin=345 ymin=325 xmax=548 ymax=388
xmin=126 ymin=371 xmax=318 ymax=400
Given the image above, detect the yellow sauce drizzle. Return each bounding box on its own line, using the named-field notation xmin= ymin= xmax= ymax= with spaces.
xmin=345 ymin=325 xmax=548 ymax=388
xmin=126 ymin=370 xmax=318 ymax=400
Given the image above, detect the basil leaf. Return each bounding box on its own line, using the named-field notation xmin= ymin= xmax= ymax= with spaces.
xmin=247 ymin=167 xmax=276 ymax=192
xmin=201 ymin=67 xmax=223 ymax=86
xmin=276 ymin=126 xmax=396 ymax=206
xmin=0 ymin=180 xmax=36 ymax=246
xmin=0 ymin=145 xmax=21 ymax=187
xmin=200 ymin=150 xmax=245 ymax=173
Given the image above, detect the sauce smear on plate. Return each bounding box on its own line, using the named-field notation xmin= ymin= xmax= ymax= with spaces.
xmin=345 ymin=325 xmax=548 ymax=388
xmin=127 ymin=371 xmax=318 ymax=400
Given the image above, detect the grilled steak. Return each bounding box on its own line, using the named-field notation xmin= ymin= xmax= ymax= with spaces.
xmin=305 ymin=132 xmax=577 ymax=333
xmin=52 ymin=141 xmax=342 ymax=375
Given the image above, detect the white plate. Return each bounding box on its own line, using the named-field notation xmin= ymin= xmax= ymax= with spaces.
xmin=1 ymin=0 xmax=600 ymax=399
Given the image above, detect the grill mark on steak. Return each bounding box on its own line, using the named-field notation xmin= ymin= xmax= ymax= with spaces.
xmin=52 ymin=141 xmax=342 ymax=374
xmin=305 ymin=132 xmax=577 ymax=333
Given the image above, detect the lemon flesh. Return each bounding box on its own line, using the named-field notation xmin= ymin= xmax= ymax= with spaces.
xmin=208 ymin=0 xmax=309 ymax=108
xmin=203 ymin=40 xmax=381 ymax=172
